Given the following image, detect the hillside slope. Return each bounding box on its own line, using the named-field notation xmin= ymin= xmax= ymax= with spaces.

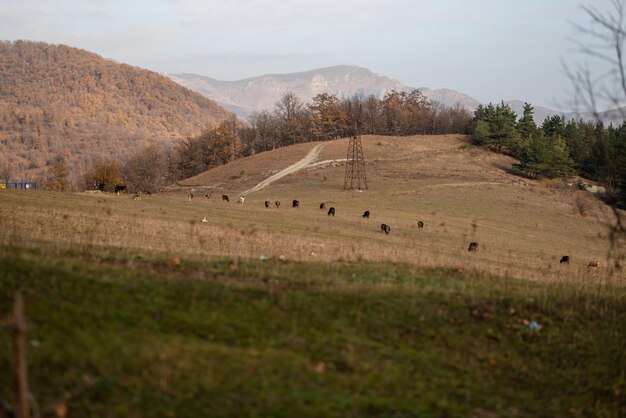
xmin=0 ymin=40 xmax=233 ymax=180
xmin=169 ymin=134 xmax=620 ymax=283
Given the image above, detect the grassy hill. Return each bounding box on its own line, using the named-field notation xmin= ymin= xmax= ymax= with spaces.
xmin=173 ymin=134 xmax=621 ymax=283
xmin=0 ymin=40 xmax=233 ymax=181
xmin=0 ymin=134 xmax=624 ymax=416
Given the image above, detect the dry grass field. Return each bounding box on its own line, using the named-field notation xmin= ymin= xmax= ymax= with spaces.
xmin=2 ymin=134 xmax=621 ymax=284
xmin=2 ymin=135 xmax=626 ymax=417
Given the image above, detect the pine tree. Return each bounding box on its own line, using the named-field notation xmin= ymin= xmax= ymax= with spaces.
xmin=517 ymin=103 xmax=537 ymax=139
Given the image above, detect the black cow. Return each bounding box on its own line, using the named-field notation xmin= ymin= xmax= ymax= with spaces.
xmin=328 ymin=207 xmax=335 ymax=216
xmin=188 ymin=193 xmax=194 ymax=201
xmin=560 ymin=255 xmax=570 ymax=264
xmin=114 ymin=184 xmax=127 ymax=195
xmin=362 ymin=210 xmax=370 ymax=219
xmin=144 ymin=191 xmax=152 ymax=196
xmin=96 ymin=182 xmax=106 ymax=191
xmin=292 ymin=199 xmax=300 ymax=208
xmin=320 ymin=203 xmax=326 ymax=210
xmin=468 ymin=242 xmax=479 ymax=252
xmin=275 ymin=200 xmax=281 ymax=208
xmin=417 ymin=221 xmax=424 ymax=229
xmin=222 ymin=194 xmax=229 ymax=202
xmin=381 ymin=224 xmax=391 ymax=234
xmin=265 ymin=200 xmax=270 ymax=208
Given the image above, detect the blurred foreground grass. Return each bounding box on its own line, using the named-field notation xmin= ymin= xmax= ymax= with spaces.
xmin=0 ymin=244 xmax=625 ymax=418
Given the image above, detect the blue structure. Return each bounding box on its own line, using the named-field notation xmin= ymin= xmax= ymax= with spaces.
xmin=2 ymin=180 xmax=37 ymax=190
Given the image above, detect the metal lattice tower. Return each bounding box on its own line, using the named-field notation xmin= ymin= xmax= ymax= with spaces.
xmin=343 ymin=132 xmax=368 ymax=190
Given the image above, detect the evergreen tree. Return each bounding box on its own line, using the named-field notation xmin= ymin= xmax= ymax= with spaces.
xmin=542 ymin=115 xmax=565 ymax=138
xmin=517 ymin=103 xmax=537 ymax=139
xmin=472 ymin=119 xmax=491 ymax=146
xmin=471 ymin=102 xmax=518 ymax=152
xmin=513 ymin=131 xmax=574 ymax=178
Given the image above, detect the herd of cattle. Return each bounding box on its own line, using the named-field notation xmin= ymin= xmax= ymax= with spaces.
xmin=189 ymin=193 xmax=495 ymax=255
xmin=111 ymin=187 xmax=604 ymax=268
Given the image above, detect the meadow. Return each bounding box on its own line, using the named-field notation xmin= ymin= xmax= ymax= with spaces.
xmin=1 ymin=134 xmax=625 ymax=417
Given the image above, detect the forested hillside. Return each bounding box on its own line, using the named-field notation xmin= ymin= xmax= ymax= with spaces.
xmin=0 ymin=41 xmax=232 ymax=181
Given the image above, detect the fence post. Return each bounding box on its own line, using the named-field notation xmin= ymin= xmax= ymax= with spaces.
xmin=12 ymin=290 xmax=30 ymax=418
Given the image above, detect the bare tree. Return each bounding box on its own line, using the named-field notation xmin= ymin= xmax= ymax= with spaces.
xmin=567 ymin=0 xmax=626 ymax=119
xmin=566 ymin=0 xmax=626 ymax=274
xmin=275 ymin=93 xmax=310 ymax=145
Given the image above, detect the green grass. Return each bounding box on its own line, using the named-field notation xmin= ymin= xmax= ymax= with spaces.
xmin=1 ymin=244 xmax=625 ymax=417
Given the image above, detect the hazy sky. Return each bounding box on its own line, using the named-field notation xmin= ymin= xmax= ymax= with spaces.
xmin=0 ymin=0 xmax=613 ymax=110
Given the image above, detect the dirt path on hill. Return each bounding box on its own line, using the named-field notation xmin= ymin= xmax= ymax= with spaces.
xmin=240 ymin=143 xmax=326 ymax=196
xmin=425 ymin=181 xmax=506 ymax=188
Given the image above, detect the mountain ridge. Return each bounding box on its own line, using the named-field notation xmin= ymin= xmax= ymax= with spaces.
xmin=169 ymin=65 xmax=624 ymax=125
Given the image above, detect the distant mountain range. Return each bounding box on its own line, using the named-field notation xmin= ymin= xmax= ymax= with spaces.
xmin=169 ymin=65 xmax=625 ymax=125
xmin=0 ymin=41 xmax=232 ymax=179
xmin=168 ymin=65 xmax=488 ymax=117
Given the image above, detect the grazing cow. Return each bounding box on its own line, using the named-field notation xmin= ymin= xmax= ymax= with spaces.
xmin=265 ymin=200 xmax=270 ymax=208
xmin=417 ymin=221 xmax=424 ymax=229
xmin=328 ymin=207 xmax=336 ymax=216
xmin=222 ymin=194 xmax=229 ymax=202
xmin=275 ymin=200 xmax=281 ymax=208
xmin=362 ymin=210 xmax=370 ymax=219
xmin=588 ymin=260 xmax=600 ymax=268
xmin=468 ymin=242 xmax=479 ymax=252
xmin=114 ymin=184 xmax=127 ymax=195
xmin=238 ymin=196 xmax=245 ymax=204
xmin=381 ymin=223 xmax=391 ymax=234
xmin=320 ymin=203 xmax=326 ymax=210
xmin=560 ymin=255 xmax=570 ymax=264
xmin=292 ymin=199 xmax=300 ymax=208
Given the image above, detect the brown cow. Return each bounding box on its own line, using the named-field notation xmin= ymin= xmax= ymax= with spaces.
xmin=468 ymin=242 xmax=479 ymax=252
xmin=275 ymin=200 xmax=281 ymax=208
xmin=265 ymin=200 xmax=270 ymax=208
xmin=417 ymin=221 xmax=424 ymax=229
xmin=222 ymin=194 xmax=229 ymax=202
xmin=381 ymin=224 xmax=391 ymax=234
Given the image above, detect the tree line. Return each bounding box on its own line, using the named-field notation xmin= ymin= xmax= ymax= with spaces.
xmin=46 ymin=92 xmax=625 ymax=210
xmin=242 ymin=90 xmax=473 ymax=154
xmin=472 ymin=102 xmax=626 ymax=206
xmin=45 ymin=90 xmax=473 ymax=192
